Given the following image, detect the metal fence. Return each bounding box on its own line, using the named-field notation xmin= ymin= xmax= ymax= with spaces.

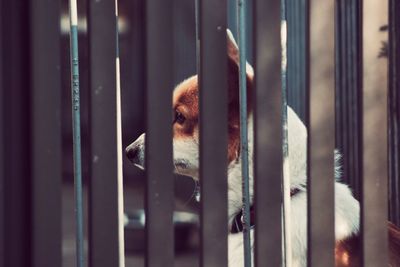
xmin=0 ymin=0 xmax=399 ymax=267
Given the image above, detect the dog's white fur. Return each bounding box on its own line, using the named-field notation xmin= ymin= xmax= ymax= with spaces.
xmin=226 ymin=108 xmax=359 ymax=267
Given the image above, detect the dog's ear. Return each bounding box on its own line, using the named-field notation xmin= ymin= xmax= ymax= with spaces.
xmin=227 ymin=29 xmax=254 ymax=78
xmin=226 ymin=29 xmax=253 ymax=125
xmin=227 ymin=29 xmax=240 ymax=64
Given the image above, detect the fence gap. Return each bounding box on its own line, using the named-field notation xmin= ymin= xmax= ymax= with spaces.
xmin=87 ymin=0 xmax=123 ymax=266
xmin=285 ymin=0 xmax=308 ymax=124
xmin=31 ymin=0 xmax=63 ymax=265
xmin=199 ymin=1 xmax=228 ymax=266
xmin=283 ymin=0 xmax=309 ymax=263
xmin=145 ymin=0 xmax=174 ymax=266
xmin=308 ymin=0 xmax=335 ymax=266
xmin=335 ymin=0 xmax=363 ymax=199
xmin=253 ymin=0 xmax=283 ymax=266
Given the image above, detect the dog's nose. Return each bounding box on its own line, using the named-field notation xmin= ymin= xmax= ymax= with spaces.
xmin=126 ymin=147 xmax=138 ymax=162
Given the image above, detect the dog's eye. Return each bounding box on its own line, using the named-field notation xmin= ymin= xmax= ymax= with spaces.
xmin=174 ymin=111 xmax=186 ymax=125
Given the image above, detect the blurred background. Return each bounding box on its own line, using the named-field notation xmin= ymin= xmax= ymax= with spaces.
xmin=0 ymin=0 xmax=394 ymax=266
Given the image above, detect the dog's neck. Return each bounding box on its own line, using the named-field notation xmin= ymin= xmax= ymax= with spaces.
xmin=230 ymin=188 xmax=301 ymax=234
xmin=227 ymin=109 xmax=308 ymax=221
xmin=227 ymin=114 xmax=255 ymax=221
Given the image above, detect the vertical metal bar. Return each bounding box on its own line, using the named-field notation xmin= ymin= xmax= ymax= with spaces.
xmin=30 ymin=0 xmax=62 ymax=266
xmin=361 ymin=0 xmax=389 ymax=265
xmin=346 ymin=0 xmax=355 ymax=194
xmin=115 ymin=1 xmax=125 ymax=265
xmin=253 ymin=0 xmax=283 ymax=266
xmin=345 ymin=0 xmax=354 ymax=195
xmin=308 ymin=0 xmax=335 ymax=266
xmin=292 ymin=0 xmax=298 ymax=115
xmin=195 ymin=0 xmax=200 ymax=74
xmin=199 ymin=1 xmax=228 ymax=266
xmin=334 ymin=0 xmax=342 ymax=156
xmin=341 ymin=0 xmax=350 ymax=193
xmin=290 ymin=0 xmax=295 ymax=111
xmin=343 ymin=1 xmax=353 ymax=193
xmin=87 ymin=0 xmax=124 ymax=266
xmin=145 ymin=0 xmax=174 ymax=266
xmin=0 ymin=0 xmax=4 ymax=262
xmin=68 ymin=1 xmax=85 ymax=266
xmin=353 ymin=0 xmax=362 ymax=196
xmin=388 ymin=0 xmax=400 ymax=227
xmin=237 ymin=0 xmax=252 ymax=266
xmin=342 ymin=0 xmax=351 ymax=195
xmin=286 ymin=0 xmax=293 ymax=111
xmin=300 ymin=0 xmax=309 ymax=126
xmin=229 ymin=0 xmax=253 ymax=62
xmin=354 ymin=0 xmax=363 ymax=198
xmin=2 ymin=0 xmax=32 ymax=266
xmin=292 ymin=0 xmax=298 ymax=114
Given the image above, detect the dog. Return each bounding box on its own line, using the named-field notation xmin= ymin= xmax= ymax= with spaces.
xmin=126 ymin=30 xmax=400 ymax=266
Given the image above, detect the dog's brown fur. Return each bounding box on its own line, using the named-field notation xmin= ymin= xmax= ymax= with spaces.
xmin=335 ymin=222 xmax=400 ymax=266
xmin=389 ymin=222 xmax=400 ymax=266
xmin=172 ymin=40 xmax=252 ymax=163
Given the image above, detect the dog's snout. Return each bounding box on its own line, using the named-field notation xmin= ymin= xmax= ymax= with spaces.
xmin=126 ymin=147 xmax=139 ymax=162
xmin=126 ymin=134 xmax=145 ymax=167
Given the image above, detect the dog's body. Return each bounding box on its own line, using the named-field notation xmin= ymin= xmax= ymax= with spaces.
xmin=126 ymin=30 xmax=400 ymax=266
xmin=226 ymin=107 xmax=360 ymax=267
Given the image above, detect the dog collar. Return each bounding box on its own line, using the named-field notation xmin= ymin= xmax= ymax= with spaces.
xmin=230 ymin=188 xmax=301 ymax=234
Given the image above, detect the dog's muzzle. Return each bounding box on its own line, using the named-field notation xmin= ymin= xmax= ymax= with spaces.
xmin=126 ymin=146 xmax=139 ymax=163
xmin=125 ymin=133 xmax=145 ymax=167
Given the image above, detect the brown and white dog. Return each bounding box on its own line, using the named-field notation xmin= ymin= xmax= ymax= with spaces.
xmin=126 ymin=30 xmax=400 ymax=266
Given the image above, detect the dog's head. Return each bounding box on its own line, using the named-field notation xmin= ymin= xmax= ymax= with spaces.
xmin=126 ymin=30 xmax=253 ymax=179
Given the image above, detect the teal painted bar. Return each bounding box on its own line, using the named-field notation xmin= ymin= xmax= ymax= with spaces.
xmin=69 ymin=24 xmax=85 ymax=267
xmin=237 ymin=0 xmax=252 ymax=266
xmin=281 ymin=0 xmax=291 ymax=265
